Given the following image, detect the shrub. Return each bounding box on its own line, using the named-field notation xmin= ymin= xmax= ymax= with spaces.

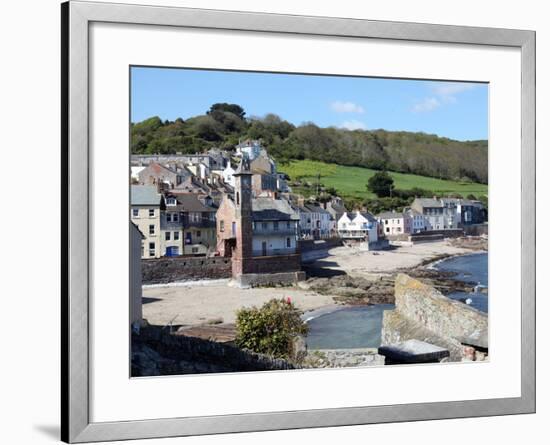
xmin=235 ymin=298 xmax=309 ymax=360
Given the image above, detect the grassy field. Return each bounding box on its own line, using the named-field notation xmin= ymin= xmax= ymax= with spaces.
xmin=278 ymin=160 xmax=488 ymax=200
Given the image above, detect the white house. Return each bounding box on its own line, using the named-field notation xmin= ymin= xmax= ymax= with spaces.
xmin=222 ymin=164 xmax=236 ymax=187
xmin=236 ymin=140 xmax=262 ymax=160
xmin=377 ymin=211 xmax=412 ymax=236
xmin=337 ymin=211 xmax=378 ymax=242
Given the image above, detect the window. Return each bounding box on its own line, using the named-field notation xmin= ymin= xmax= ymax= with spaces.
xmin=196 ymin=231 xmax=201 ymax=237
xmin=166 ymin=197 xmax=176 ymax=206
xmin=149 ymin=225 xmax=155 ymax=235
xmin=174 ymin=231 xmax=179 ymax=241
xmin=165 ymin=232 xmax=171 ymax=241
xmin=148 ymin=242 xmax=155 ymax=256
xmin=220 ymin=220 xmax=225 ymax=232
xmin=192 ymin=247 xmax=199 ymax=254
xmin=132 ymin=208 xmax=139 ymax=217
xmin=386 ymin=227 xmax=390 ymax=233
xmin=262 ymin=222 xmax=268 ymax=230
xmin=286 ymin=237 xmax=291 ymax=248
xmin=236 ymin=192 xmax=240 ymax=205
xmin=397 ymin=227 xmax=402 ymax=232
xmin=274 ymin=221 xmax=279 ymax=231
xmin=149 ymin=209 xmax=155 ymax=217
xmin=385 ymin=220 xmax=389 ymax=225
xmin=167 ymin=212 xmax=178 ymax=223
xmin=287 ymin=221 xmax=291 ymax=229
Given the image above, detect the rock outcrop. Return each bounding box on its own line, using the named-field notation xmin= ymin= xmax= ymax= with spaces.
xmin=381 ymin=274 xmax=488 ymax=362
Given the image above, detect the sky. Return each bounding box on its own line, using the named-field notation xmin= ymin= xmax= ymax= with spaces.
xmin=131 ymin=66 xmax=488 ymax=141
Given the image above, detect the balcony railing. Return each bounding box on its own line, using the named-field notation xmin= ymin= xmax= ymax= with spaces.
xmin=338 ymin=230 xmax=368 ymax=239
xmin=253 ymin=226 xmax=296 ymax=235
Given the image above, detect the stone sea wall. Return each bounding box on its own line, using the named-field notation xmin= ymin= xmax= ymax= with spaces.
xmin=381 ymin=274 xmax=488 ymax=361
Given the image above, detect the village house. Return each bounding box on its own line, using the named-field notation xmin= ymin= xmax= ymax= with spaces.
xmin=235 ymin=139 xmax=262 ymax=160
xmin=130 ymin=185 xmax=164 ymax=258
xmin=337 ymin=211 xmax=379 ymax=243
xmin=249 ymin=150 xmax=281 ymax=197
xmin=184 ymin=162 xmax=210 ymax=180
xmin=136 ymin=161 xmax=192 ymax=189
xmin=297 ymin=203 xmax=334 ymax=239
xmin=221 ymin=163 xmax=236 ymax=187
xmin=131 ymin=151 xmax=228 ymax=171
xmin=215 ymin=156 xmax=303 ymax=286
xmin=322 ymin=196 xmax=348 ymax=222
xmin=452 ymin=198 xmax=487 ymax=226
xmin=405 ymin=208 xmax=426 ymax=233
xmin=411 ymin=198 xmax=459 ymax=230
xmin=161 ymin=192 xmax=217 ymax=256
xmin=377 ymin=211 xmax=412 ymax=237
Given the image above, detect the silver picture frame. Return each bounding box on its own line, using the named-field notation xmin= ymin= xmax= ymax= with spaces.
xmin=61 ymin=1 xmax=536 ymax=442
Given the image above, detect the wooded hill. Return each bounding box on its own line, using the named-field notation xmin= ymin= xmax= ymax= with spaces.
xmin=131 ymin=103 xmax=488 ymax=184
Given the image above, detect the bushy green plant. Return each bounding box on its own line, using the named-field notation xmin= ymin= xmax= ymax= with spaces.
xmin=235 ymin=298 xmax=309 ymax=359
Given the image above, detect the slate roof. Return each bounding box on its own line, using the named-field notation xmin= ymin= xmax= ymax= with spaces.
xmin=304 ymin=203 xmax=331 ymax=215
xmin=252 ymin=197 xmax=299 ymax=221
xmin=166 ymin=193 xmax=216 ymax=213
xmin=377 ymin=211 xmax=405 ymax=220
xmin=131 ymin=185 xmax=162 ymax=206
xmin=358 ymin=211 xmax=378 ymax=223
xmin=413 ymin=198 xmax=444 ymax=208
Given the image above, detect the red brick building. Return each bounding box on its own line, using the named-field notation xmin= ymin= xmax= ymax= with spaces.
xmin=216 ymin=157 xmax=304 ymax=286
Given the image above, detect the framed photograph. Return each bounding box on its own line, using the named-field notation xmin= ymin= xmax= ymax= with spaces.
xmin=62 ymin=1 xmax=535 ymax=442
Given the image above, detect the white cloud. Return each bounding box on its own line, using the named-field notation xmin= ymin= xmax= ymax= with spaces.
xmin=412 ymin=82 xmax=478 ymax=113
xmin=330 ymin=101 xmax=365 ymax=113
xmin=339 ymin=120 xmax=367 ymax=131
xmin=412 ymin=97 xmax=441 ymax=113
xmin=432 ymin=82 xmax=476 ymax=98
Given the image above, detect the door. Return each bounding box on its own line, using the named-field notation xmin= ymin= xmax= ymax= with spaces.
xmin=262 ymin=241 xmax=267 ymax=256
xmin=166 ymin=246 xmax=179 ymax=257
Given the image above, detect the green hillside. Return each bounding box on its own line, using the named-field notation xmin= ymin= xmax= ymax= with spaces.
xmin=132 ymin=105 xmax=488 ymax=184
xmin=279 ymin=160 xmax=488 ymax=200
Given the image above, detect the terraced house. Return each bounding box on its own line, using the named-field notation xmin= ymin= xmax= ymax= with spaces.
xmin=161 ymin=193 xmax=217 ymax=256
xmin=130 ymin=185 xmax=164 ymax=259
xmin=411 ymin=198 xmax=458 ymax=230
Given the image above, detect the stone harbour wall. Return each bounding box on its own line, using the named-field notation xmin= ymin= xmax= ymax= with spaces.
xmin=381 ymin=274 xmax=488 ymax=361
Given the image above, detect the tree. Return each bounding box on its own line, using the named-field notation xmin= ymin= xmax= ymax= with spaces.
xmin=207 ymin=103 xmax=246 ymax=120
xmin=235 ymin=298 xmax=308 ymax=360
xmin=367 ymin=171 xmax=395 ymax=197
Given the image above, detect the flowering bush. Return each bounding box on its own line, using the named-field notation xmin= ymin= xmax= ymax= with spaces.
xmin=235 ymin=298 xmax=308 ymax=360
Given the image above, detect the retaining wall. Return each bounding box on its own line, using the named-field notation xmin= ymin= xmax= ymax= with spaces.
xmin=142 ymin=256 xmax=231 ymax=284
xmin=132 ymin=326 xmax=297 ymax=376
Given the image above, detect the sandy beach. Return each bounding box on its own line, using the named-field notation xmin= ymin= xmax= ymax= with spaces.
xmin=142 ymin=284 xmax=335 ymax=327
xmin=309 ymin=240 xmax=473 ymax=276
xmin=142 ymin=240 xmax=476 ymax=327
